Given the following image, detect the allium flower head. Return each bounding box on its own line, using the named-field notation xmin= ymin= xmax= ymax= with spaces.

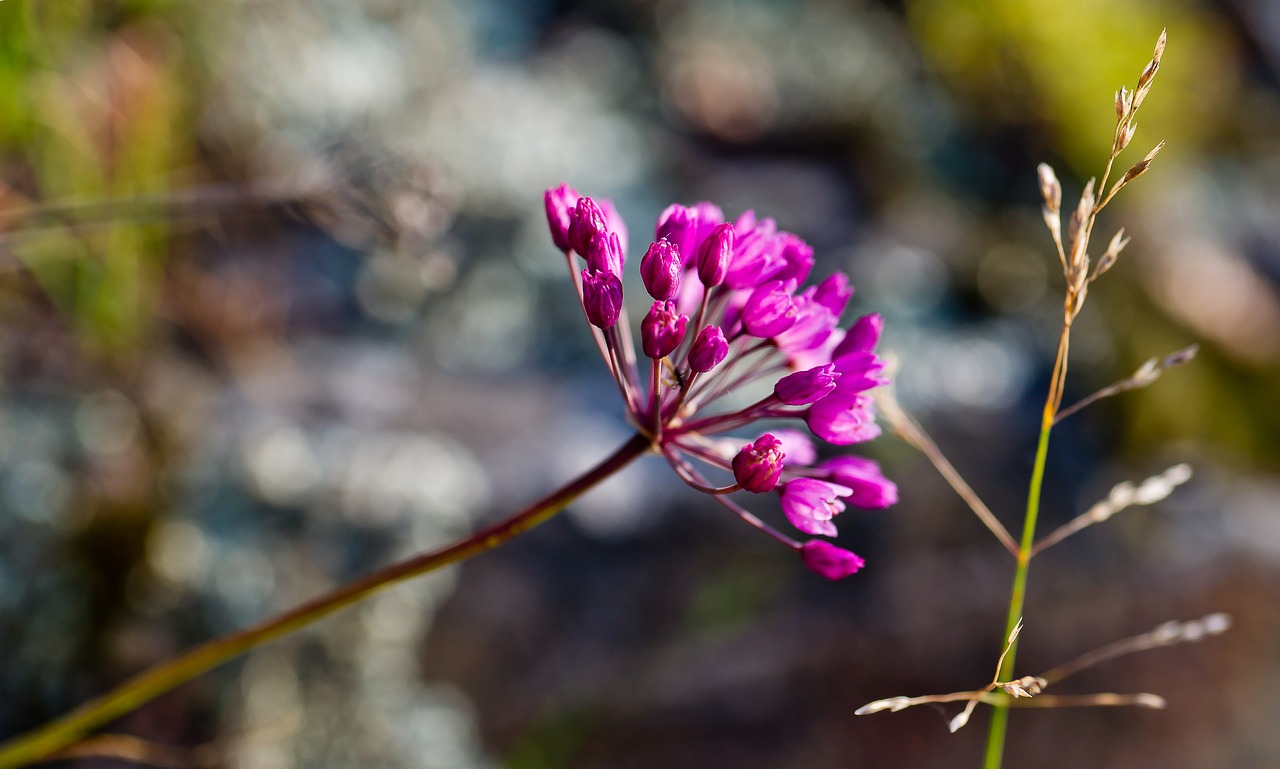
xmin=640 ymin=239 xmax=682 ymax=300
xmin=545 ymin=185 xmax=895 ymax=579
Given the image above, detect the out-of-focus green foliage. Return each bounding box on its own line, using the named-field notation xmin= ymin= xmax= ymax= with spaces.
xmin=0 ymin=0 xmax=193 ymax=362
xmin=906 ymin=0 xmax=1240 ymax=171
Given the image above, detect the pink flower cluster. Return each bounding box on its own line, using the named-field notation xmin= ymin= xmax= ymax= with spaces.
xmin=546 ymin=184 xmax=896 ymax=579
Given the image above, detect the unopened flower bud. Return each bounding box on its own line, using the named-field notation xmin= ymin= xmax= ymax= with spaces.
xmin=641 ymin=301 xmax=688 ymax=359
xmin=688 ymin=325 xmax=728 ymax=372
xmin=586 ymin=231 xmax=624 ymax=277
xmin=697 ymin=222 xmax=735 ymax=287
xmin=581 ymin=268 xmax=623 ymax=329
xmin=640 ymin=239 xmax=682 ymax=300
xmin=774 ymin=363 xmax=840 ymax=405
xmin=732 ymin=434 xmax=785 ymax=493
xmin=544 ymin=183 xmax=579 ymax=252
xmin=799 ymin=540 xmax=865 ymax=580
xmin=569 ymin=197 xmax=609 ymax=256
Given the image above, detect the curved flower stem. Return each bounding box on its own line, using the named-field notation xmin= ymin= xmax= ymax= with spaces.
xmin=0 ymin=432 xmax=654 ymax=769
xmin=982 ymin=321 xmax=1069 ymax=769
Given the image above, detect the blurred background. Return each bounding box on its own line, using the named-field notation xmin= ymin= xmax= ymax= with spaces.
xmin=0 ymin=0 xmax=1277 ymax=767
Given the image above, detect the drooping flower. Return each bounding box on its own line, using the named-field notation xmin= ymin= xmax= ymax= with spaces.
xmin=545 ymin=185 xmax=894 ymax=578
xmin=820 ymin=455 xmax=898 ymax=509
xmin=780 ymin=478 xmax=852 ymax=536
xmin=799 ymin=540 xmax=865 ymax=579
xmin=807 ymin=391 xmax=880 ymax=445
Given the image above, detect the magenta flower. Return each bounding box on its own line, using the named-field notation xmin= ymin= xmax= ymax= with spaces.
xmin=774 ymin=364 xmax=840 ymax=406
xmin=774 ymin=289 xmax=839 ymax=360
xmin=813 ymin=272 xmax=854 ymax=315
xmin=830 ymin=351 xmax=889 ymax=394
xmin=780 ymin=478 xmax=852 ymax=536
xmin=799 ymin=540 xmax=865 ymax=580
xmin=545 ymin=184 xmax=579 ymax=252
xmin=724 ymin=214 xmax=784 ymax=289
xmin=568 ymin=197 xmax=609 ymax=257
xmin=581 ymin=269 xmax=623 ymax=329
xmin=656 ymin=202 xmax=723 ymax=268
xmin=732 ymin=434 xmax=786 ymax=493
xmin=598 ymin=199 xmax=628 ymax=257
xmin=835 ymin=312 xmax=883 ymax=357
xmin=742 ymin=279 xmax=799 ymax=338
xmin=640 ymin=239 xmax=682 ymax=300
xmin=807 ymin=391 xmax=880 ymax=445
xmin=545 ymin=185 xmax=895 ymax=578
xmin=776 ymin=235 xmax=814 ymax=283
xmin=585 ymin=230 xmax=625 ymax=278
xmin=688 ymin=325 xmax=728 ymax=372
xmin=641 ymin=301 xmax=688 ymax=360
xmin=771 ymin=429 xmax=817 ymax=466
xmin=820 ymin=455 xmax=898 ymax=509
xmin=697 ymin=222 xmax=735 ymax=287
